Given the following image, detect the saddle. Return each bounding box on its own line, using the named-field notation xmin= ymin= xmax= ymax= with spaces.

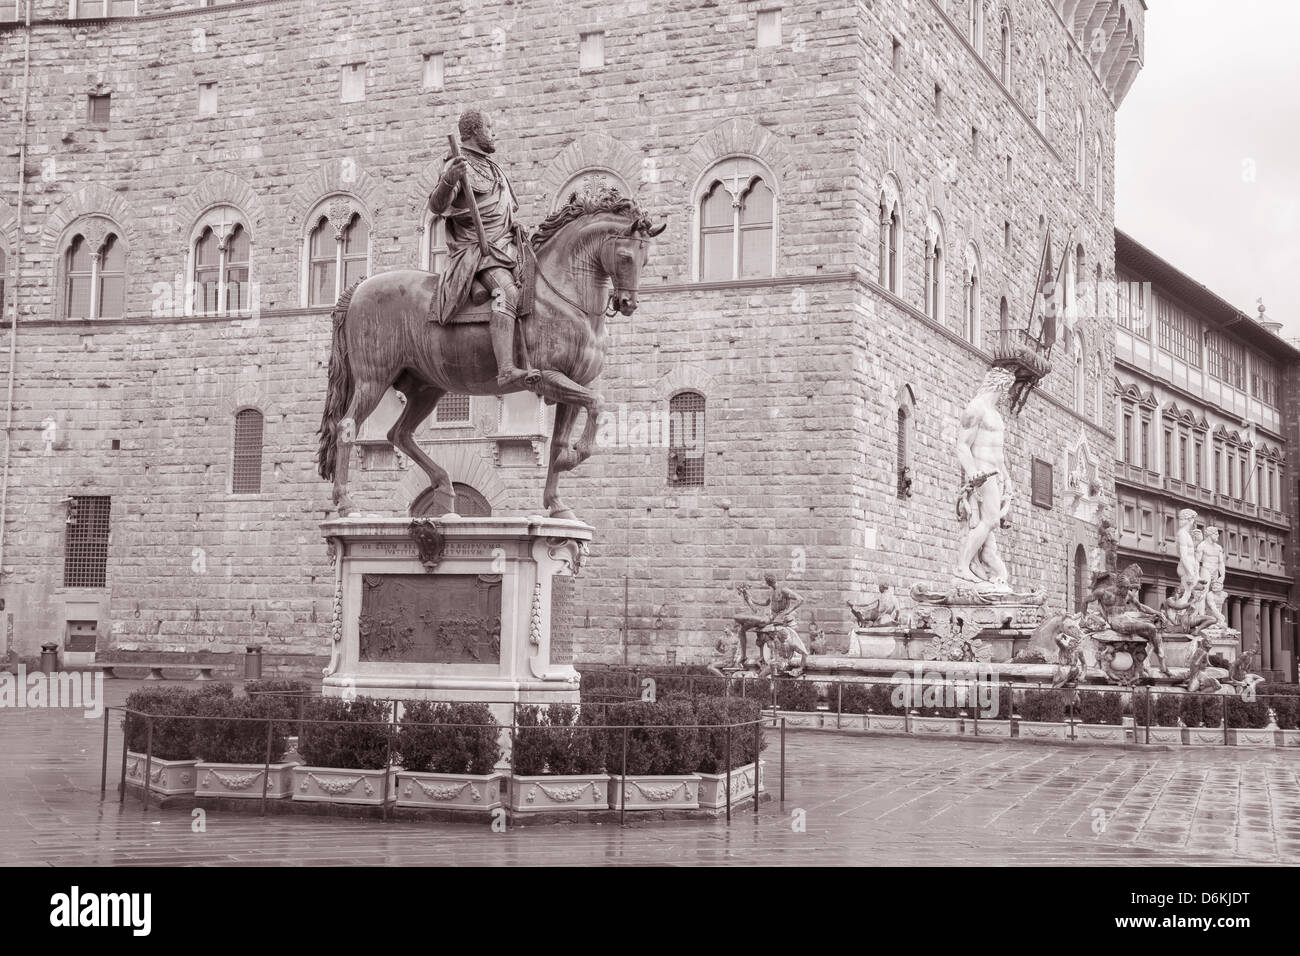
xmin=431 ymin=239 xmax=537 ymax=326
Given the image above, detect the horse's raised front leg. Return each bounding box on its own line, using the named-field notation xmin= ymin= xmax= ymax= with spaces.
xmin=533 ymin=369 xmax=604 ymax=473
xmin=543 ymin=402 xmax=581 ymax=519
xmin=389 ymin=378 xmax=454 ymax=511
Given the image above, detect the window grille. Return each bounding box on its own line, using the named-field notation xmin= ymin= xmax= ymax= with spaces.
xmin=232 ymin=409 xmax=264 ymax=493
xmin=668 ymin=391 xmax=706 ymax=486
xmin=436 ymin=393 xmax=470 ymax=423
xmin=64 ymin=496 xmax=111 ymax=588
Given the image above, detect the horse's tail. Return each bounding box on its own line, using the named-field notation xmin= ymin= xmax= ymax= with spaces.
xmin=317 ymin=279 xmax=365 ymax=481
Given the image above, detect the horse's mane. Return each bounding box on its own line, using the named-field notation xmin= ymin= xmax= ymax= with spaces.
xmin=531 ymin=187 xmax=654 ymax=250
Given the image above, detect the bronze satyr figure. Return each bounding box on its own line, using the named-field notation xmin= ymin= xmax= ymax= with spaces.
xmin=317 ymin=114 xmax=665 ymax=519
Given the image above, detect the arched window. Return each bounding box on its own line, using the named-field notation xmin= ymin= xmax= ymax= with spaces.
xmin=1075 ymin=244 xmax=1086 ymax=320
xmin=667 ymin=390 xmax=706 ymax=486
xmin=1071 ymin=333 xmax=1086 ymax=414
xmin=1074 ymin=109 xmax=1085 ymax=184
xmin=1093 ymin=132 xmax=1103 ymax=205
xmin=923 ymin=214 xmax=944 ymax=323
xmin=696 ymin=159 xmax=776 ymax=281
xmin=878 ymin=182 xmax=902 ymax=294
xmin=231 ymin=408 xmax=264 ymax=494
xmin=896 ymin=385 xmax=915 ymax=499
xmin=1093 ymin=351 xmax=1105 ymax=425
xmin=1035 ymin=59 xmax=1047 ymax=132
xmin=999 ymin=296 xmax=1009 ymax=330
xmin=999 ymin=10 xmax=1012 ymax=86
xmin=63 ymin=227 xmax=126 ymax=319
xmin=306 ymin=204 xmax=369 ymax=306
xmin=963 ymin=245 xmax=981 ymax=345
xmin=411 ymin=482 xmax=493 ymax=518
xmin=192 ymin=212 xmax=252 ymax=315
xmin=968 ymin=0 xmax=983 ymax=55
xmin=1073 ymin=544 xmax=1088 ymax=611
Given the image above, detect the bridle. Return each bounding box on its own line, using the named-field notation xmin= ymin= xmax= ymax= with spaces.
xmin=534 ymin=230 xmax=651 ymax=319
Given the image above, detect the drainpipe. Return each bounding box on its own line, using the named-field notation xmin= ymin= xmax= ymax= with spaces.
xmin=0 ymin=0 xmax=33 ymax=581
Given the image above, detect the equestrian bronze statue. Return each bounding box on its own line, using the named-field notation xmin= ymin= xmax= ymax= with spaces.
xmin=316 ymin=115 xmax=664 ymax=520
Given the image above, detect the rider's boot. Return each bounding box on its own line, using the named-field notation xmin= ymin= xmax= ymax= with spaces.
xmin=489 ymin=286 xmax=539 ymax=389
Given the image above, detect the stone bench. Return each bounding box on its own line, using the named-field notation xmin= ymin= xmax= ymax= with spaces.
xmin=87 ymin=663 xmax=218 ymax=681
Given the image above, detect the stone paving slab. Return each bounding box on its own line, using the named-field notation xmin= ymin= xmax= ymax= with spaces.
xmin=0 ymin=681 xmax=1296 ymax=866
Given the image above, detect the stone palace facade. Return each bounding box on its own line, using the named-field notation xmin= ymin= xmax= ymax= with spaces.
xmin=0 ymin=0 xmax=1148 ymax=669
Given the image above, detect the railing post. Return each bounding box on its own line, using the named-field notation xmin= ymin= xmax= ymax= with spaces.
xmin=261 ymin=716 xmax=273 ymax=817
xmin=142 ymin=717 xmax=154 ymax=812
xmin=836 ymin=682 xmax=842 ymax=729
xmin=1144 ymin=686 xmax=1151 ymax=745
xmin=1222 ymin=694 xmax=1229 ymax=745
xmin=779 ymin=717 xmax=786 ymax=806
xmin=725 ymin=723 xmax=732 ymax=824
xmin=100 ymin=708 xmax=109 ymax=796
xmin=620 ymin=726 xmax=628 ymax=827
xmin=118 ymin=710 xmax=129 ymax=806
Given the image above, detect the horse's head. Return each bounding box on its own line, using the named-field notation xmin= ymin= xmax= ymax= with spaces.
xmin=599 ymin=215 xmax=666 ymax=316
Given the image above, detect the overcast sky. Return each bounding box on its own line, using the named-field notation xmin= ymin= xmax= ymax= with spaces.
xmin=1115 ymin=0 xmax=1300 ymax=342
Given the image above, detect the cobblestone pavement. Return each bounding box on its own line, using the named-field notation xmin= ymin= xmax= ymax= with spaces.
xmin=2 ymin=681 xmax=1297 ymax=866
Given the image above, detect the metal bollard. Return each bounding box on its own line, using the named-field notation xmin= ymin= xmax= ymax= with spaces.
xmin=244 ymin=646 xmax=263 ymax=680
xmin=39 ymin=643 xmax=59 ymax=675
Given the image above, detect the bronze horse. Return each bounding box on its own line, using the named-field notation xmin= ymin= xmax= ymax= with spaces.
xmin=317 ymin=191 xmax=665 ymax=519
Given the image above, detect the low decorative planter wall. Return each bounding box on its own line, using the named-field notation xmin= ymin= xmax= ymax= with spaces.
xmin=195 ymin=762 xmax=295 ymax=799
xmin=1072 ymin=723 xmax=1128 ymax=744
xmin=292 ymin=766 xmax=395 ymax=805
xmin=865 ymin=713 xmax=907 ymax=732
xmin=1016 ymin=721 xmax=1071 ymax=741
xmin=1185 ymin=727 xmax=1227 ymax=746
xmin=697 ymin=761 xmax=763 ymax=810
xmin=1227 ymin=728 xmax=1276 ymax=748
xmin=126 ymin=754 xmax=199 ymax=797
xmin=395 ymin=771 xmax=505 ymax=811
xmin=608 ymin=774 xmax=701 ymax=811
xmin=908 ymin=715 xmax=963 ymax=736
xmin=1277 ymin=730 xmax=1300 ymax=748
xmin=825 ymin=713 xmax=866 ymax=731
xmin=972 ymin=719 xmax=1013 ymax=738
xmin=507 ymin=774 xmax=609 ymax=813
xmin=1138 ymin=725 xmax=1185 ymax=745
xmin=772 ymin=710 xmax=822 ymax=729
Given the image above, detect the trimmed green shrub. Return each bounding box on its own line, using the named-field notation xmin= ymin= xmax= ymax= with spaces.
xmin=1020 ymin=690 xmax=1066 ymax=723
xmin=837 ymin=682 xmax=873 ymax=715
xmin=122 ymin=686 xmax=231 ymax=760
xmin=1077 ymin=690 xmax=1124 ymax=725
xmin=193 ymin=696 xmax=290 ymax=764
xmin=397 ymin=701 xmax=500 ymax=775
xmin=1180 ymin=693 xmax=1211 ymax=728
xmin=1132 ymin=691 xmax=1182 ymax=727
xmin=512 ymin=703 xmax=602 ymax=776
xmin=774 ymin=678 xmax=818 ymax=712
xmin=297 ymin=696 xmax=392 ymax=770
xmin=600 ymin=700 xmax=700 ymax=776
xmin=866 ymin=681 xmax=904 ymax=714
xmin=1225 ymin=694 xmax=1269 ymax=730
xmin=694 ymin=697 xmax=765 ymax=773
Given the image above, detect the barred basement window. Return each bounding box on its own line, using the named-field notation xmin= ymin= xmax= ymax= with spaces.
xmin=232 ymin=409 xmax=264 ymax=493
xmin=435 ymin=393 xmax=470 ymax=423
xmin=1031 ymin=458 xmax=1053 ymax=509
xmin=64 ymin=496 xmax=111 ymax=588
xmin=667 ymin=391 xmax=706 ymax=486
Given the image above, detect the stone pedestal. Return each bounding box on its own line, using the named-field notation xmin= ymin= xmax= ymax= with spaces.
xmin=319 ymin=515 xmax=589 ymax=713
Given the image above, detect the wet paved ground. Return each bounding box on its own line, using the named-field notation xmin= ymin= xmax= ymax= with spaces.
xmin=2 ymin=680 xmax=1297 ymax=866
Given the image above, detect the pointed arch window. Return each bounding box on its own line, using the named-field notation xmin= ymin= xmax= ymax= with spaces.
xmin=423 ymin=214 xmax=449 ymax=274
xmin=193 ymin=213 xmax=251 ymax=315
xmin=307 ymin=205 xmax=369 ymax=306
xmin=878 ymin=187 xmax=901 ymax=293
xmin=1000 ymin=10 xmax=1012 ymax=86
xmin=968 ymin=0 xmax=984 ymax=55
xmin=1074 ymin=109 xmax=1085 ymax=184
xmin=231 ymin=408 xmax=264 ymax=494
xmin=896 ymin=386 xmax=915 ymax=499
xmin=963 ymin=247 xmax=981 ymax=345
xmin=923 ymin=216 xmax=945 ymax=322
xmin=1093 ymin=351 xmax=1105 ymax=425
xmin=63 ymin=227 xmax=126 ymax=319
xmin=697 ymin=159 xmax=776 ymax=282
xmin=1093 ymin=132 xmax=1103 ymax=205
